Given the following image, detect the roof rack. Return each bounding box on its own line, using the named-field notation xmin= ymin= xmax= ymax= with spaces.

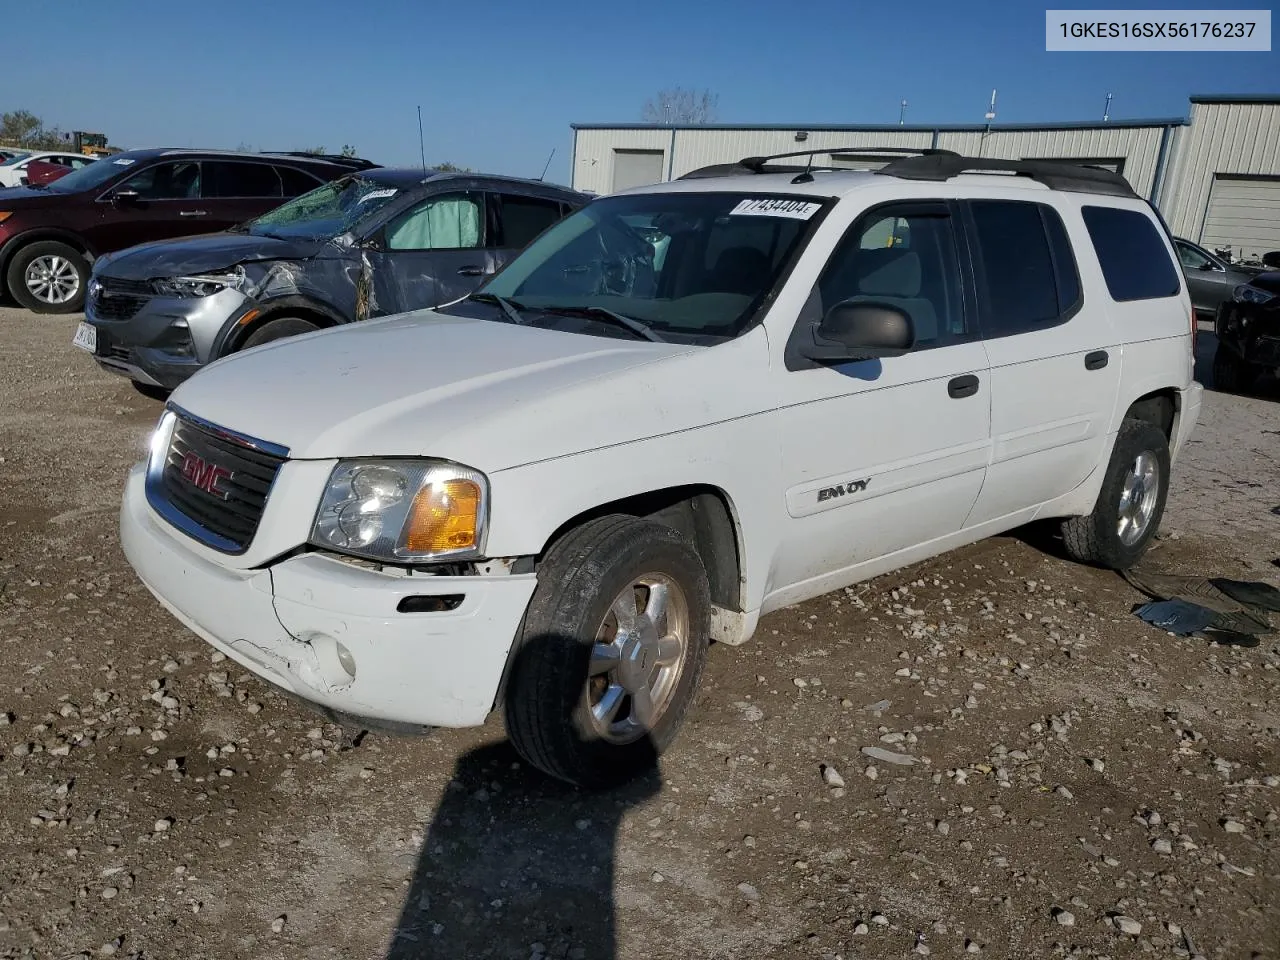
xmin=262 ymin=151 xmax=379 ymax=170
xmin=679 ymin=146 xmax=959 ymax=181
xmin=875 ymin=153 xmax=1135 ymax=197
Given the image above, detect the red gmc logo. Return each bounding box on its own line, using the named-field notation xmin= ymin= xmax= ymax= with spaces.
xmin=181 ymin=451 xmax=233 ymax=499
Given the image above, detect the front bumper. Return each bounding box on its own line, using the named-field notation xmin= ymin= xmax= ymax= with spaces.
xmin=1215 ymin=301 xmax=1280 ymax=368
xmin=86 ymin=287 xmax=249 ymax=389
xmin=120 ymin=465 xmax=537 ymax=728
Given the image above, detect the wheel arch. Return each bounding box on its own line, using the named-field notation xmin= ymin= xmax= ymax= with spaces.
xmin=0 ymin=228 xmax=93 ymax=277
xmin=1124 ymin=388 xmax=1178 ymax=440
xmin=216 ymin=295 xmax=348 ymax=357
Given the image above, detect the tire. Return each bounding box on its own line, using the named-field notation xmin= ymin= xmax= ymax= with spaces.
xmin=1061 ymin=418 xmax=1171 ymax=570
xmin=1212 ymin=343 xmax=1254 ymax=395
xmin=239 ymin=316 xmax=319 ymax=350
xmin=503 ymin=515 xmax=711 ymax=788
xmin=5 ymin=241 xmax=89 ymax=314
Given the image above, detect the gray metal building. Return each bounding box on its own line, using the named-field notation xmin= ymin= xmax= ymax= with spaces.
xmin=570 ymin=94 xmax=1280 ymax=259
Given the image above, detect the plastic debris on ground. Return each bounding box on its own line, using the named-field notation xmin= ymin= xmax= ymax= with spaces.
xmin=1125 ymin=568 xmax=1277 ymax=648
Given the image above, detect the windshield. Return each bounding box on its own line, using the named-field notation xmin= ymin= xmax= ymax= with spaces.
xmin=465 ymin=192 xmax=826 ymax=342
xmin=243 ymin=176 xmax=400 ymax=240
xmin=46 ymin=155 xmax=133 ymax=192
xmin=1 ymin=152 xmax=32 ymax=167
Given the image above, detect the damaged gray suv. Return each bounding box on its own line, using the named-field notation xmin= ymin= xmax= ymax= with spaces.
xmin=76 ymin=169 xmax=586 ymax=390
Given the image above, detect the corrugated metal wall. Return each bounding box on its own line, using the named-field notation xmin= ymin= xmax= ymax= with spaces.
xmin=1158 ymin=101 xmax=1280 ymax=242
xmin=573 ymin=127 xmax=673 ymax=194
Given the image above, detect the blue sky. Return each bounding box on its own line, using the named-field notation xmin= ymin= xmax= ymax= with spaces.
xmin=4 ymin=0 xmax=1275 ymax=184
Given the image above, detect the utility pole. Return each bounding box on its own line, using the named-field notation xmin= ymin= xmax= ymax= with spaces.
xmin=1103 ymin=93 xmax=1113 ymax=122
xmin=899 ymin=99 xmax=908 ymax=126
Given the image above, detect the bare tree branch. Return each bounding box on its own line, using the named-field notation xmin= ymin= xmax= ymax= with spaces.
xmin=641 ymin=88 xmax=720 ymax=125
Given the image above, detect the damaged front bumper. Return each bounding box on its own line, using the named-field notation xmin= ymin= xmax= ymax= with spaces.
xmin=119 ymin=465 xmax=537 ymax=728
xmin=1215 ymin=302 xmax=1280 ymax=369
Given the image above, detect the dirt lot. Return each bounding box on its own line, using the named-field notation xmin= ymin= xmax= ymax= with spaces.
xmin=1 ymin=307 xmax=1278 ymax=960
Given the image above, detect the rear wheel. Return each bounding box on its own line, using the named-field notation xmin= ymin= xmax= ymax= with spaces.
xmin=6 ymin=241 xmax=89 ymax=313
xmin=1061 ymin=418 xmax=1170 ymax=570
xmin=504 ymin=516 xmax=710 ymax=788
xmin=1212 ymin=343 xmax=1254 ymax=395
xmin=240 ymin=316 xmax=320 ymax=350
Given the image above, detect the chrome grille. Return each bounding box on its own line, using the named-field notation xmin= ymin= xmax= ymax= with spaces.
xmin=153 ymin=412 xmax=287 ymax=552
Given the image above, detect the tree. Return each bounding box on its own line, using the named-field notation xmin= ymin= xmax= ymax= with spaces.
xmin=433 ymin=162 xmax=471 ymax=172
xmin=641 ymin=88 xmax=719 ymax=125
xmin=0 ymin=109 xmax=66 ymax=149
xmin=301 ymin=144 xmax=359 ymax=157
xmin=340 ymin=144 xmax=357 ymax=158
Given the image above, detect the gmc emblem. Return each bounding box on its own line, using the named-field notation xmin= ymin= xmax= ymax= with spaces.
xmin=181 ymin=451 xmax=233 ymax=499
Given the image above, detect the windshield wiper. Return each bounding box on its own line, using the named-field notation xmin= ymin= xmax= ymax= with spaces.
xmin=536 ymin=305 xmax=666 ymax=343
xmin=468 ymin=292 xmax=529 ymax=326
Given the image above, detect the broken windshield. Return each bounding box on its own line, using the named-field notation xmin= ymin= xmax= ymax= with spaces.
xmin=243 ymin=176 xmax=400 ymax=240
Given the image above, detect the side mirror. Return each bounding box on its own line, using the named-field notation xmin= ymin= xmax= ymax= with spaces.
xmin=800 ymin=300 xmax=915 ymax=362
xmin=111 ymin=188 xmax=140 ymax=203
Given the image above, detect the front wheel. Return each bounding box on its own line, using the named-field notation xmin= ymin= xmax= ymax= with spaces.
xmin=1061 ymin=418 xmax=1171 ymax=570
xmin=6 ymin=241 xmax=89 ymax=313
xmin=504 ymin=516 xmax=710 ymax=788
xmin=239 ymin=316 xmax=320 ymax=350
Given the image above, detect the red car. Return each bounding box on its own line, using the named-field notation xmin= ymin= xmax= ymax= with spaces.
xmin=23 ymin=156 xmax=84 ymax=186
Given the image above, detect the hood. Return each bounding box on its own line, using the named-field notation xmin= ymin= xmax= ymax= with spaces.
xmin=1246 ymin=270 xmax=1280 ymax=295
xmin=0 ymin=184 xmax=67 ymax=208
xmin=96 ymin=232 xmax=328 ymax=280
xmin=169 ymin=311 xmax=718 ymax=468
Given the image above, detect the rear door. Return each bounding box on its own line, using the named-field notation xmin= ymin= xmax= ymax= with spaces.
xmin=365 ymin=191 xmax=493 ymax=315
xmin=202 ymin=160 xmax=288 ymax=231
xmin=962 ymin=198 xmax=1121 ymax=526
xmin=90 ymin=160 xmax=205 ymax=252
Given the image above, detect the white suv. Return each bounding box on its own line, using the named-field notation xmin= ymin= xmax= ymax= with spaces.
xmin=119 ymin=150 xmax=1202 ymax=787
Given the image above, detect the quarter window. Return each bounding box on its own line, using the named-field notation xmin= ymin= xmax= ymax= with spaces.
xmin=969 ymin=200 xmax=1081 ymax=338
xmin=204 ymin=161 xmax=282 ymax=199
xmin=386 ymin=193 xmax=483 ymax=251
xmin=277 ymin=165 xmax=322 ymax=197
xmin=1082 ymin=206 xmax=1181 ymax=301
xmin=815 ymin=206 xmax=967 ymax=348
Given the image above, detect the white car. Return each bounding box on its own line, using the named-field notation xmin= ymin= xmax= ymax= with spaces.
xmin=117 ymin=149 xmax=1202 ymax=787
xmin=0 ymin=151 xmax=95 ymax=187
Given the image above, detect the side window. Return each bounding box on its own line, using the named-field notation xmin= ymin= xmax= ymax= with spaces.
xmin=498 ymin=195 xmax=564 ymax=248
xmin=815 ymin=206 xmax=967 ymax=348
xmin=73 ymin=157 xmax=93 ymax=169
xmin=1081 ymin=206 xmax=1181 ymax=301
xmin=122 ymin=161 xmax=202 ymax=200
xmin=204 ymin=161 xmax=282 ymax=199
xmin=385 ymin=193 xmax=483 ymax=251
xmin=1176 ymin=242 xmax=1212 ymax=270
xmin=278 ymin=166 xmax=322 ymax=198
xmin=969 ymin=200 xmax=1080 ymax=338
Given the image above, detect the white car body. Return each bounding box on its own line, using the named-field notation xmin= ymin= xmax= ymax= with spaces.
xmin=0 ymin=151 xmax=95 ymax=187
xmin=119 ymin=167 xmax=1203 ymax=732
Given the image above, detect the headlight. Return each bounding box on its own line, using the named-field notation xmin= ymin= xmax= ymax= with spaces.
xmin=153 ymin=267 xmax=246 ymax=299
xmin=311 ymin=460 xmax=488 ymax=562
xmin=1233 ymin=284 xmax=1276 ymax=306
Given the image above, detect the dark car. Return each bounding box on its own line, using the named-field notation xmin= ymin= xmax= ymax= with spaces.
xmin=1212 ymin=269 xmax=1280 ymax=394
xmin=0 ymin=148 xmax=375 ymax=314
xmin=1173 ymin=237 xmax=1268 ymax=318
xmin=76 ymin=169 xmax=587 ymax=390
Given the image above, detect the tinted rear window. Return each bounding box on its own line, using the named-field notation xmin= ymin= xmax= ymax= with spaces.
xmin=1081 ymin=206 xmax=1181 ymax=301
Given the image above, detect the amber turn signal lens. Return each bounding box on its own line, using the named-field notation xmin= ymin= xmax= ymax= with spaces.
xmin=0 ymin=212 xmax=12 ymax=224
xmin=402 ymin=478 xmax=481 ymax=553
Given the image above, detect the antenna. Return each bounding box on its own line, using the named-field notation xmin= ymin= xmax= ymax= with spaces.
xmin=984 ymin=89 xmax=997 ymax=122
xmin=417 ymin=105 xmax=427 ymax=178
xmin=899 ymin=99 xmax=908 ymax=126
xmin=1103 ymin=92 xmax=1113 ymax=122
xmin=538 ymin=147 xmax=555 ymax=182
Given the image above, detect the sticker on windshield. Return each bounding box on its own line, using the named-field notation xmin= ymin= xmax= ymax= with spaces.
xmin=730 ymin=198 xmax=821 ymax=220
xmin=112 ymin=158 xmax=136 ymax=166
xmin=358 ymin=188 xmax=397 ymax=203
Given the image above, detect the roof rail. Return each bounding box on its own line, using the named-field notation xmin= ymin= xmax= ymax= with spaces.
xmin=678 ymin=146 xmax=957 ymax=181
xmin=262 ymin=151 xmax=379 ymax=170
xmin=875 ymin=154 xmax=1135 ymax=197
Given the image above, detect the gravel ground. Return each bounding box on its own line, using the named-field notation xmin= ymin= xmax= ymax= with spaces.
xmin=1 ymin=307 xmax=1277 ymax=960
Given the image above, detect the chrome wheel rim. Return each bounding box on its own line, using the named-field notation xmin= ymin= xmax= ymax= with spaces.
xmin=1117 ymin=451 xmax=1161 ymax=546
xmin=586 ymin=574 xmax=689 ymax=745
xmin=25 ymin=255 xmax=80 ymax=304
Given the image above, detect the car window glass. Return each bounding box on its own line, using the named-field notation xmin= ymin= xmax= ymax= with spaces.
xmin=969 ymin=200 xmax=1061 ymax=337
xmin=499 ymin=195 xmax=563 ymax=248
xmin=123 ymin=161 xmax=201 ymax=200
xmin=277 ymin=166 xmax=321 ymax=197
xmin=205 ymin=161 xmax=282 ymax=199
xmin=1176 ymin=242 xmax=1212 ymax=270
xmin=386 ymin=194 xmax=482 ymax=251
xmin=816 ymin=208 xmax=966 ymax=348
xmin=1082 ymin=206 xmax=1181 ymax=301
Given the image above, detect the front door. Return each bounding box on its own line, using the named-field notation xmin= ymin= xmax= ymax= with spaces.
xmin=91 ymin=160 xmax=205 ymax=253
xmin=1175 ymin=239 xmax=1238 ymax=315
xmin=962 ymin=199 xmax=1121 ymax=527
xmin=366 ymin=191 xmax=496 ymax=316
xmin=768 ymin=201 xmax=992 ymax=605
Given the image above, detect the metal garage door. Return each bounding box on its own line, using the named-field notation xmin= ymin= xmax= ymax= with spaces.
xmin=1200 ymin=177 xmax=1280 ymax=260
xmin=612 ymin=150 xmax=665 ymax=192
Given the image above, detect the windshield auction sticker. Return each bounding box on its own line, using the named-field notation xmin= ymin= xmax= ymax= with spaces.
xmin=731 ymin=198 xmax=822 ymax=219
xmin=1046 ymin=10 xmax=1271 ymax=50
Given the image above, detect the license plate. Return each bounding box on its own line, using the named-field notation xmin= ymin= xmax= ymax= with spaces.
xmin=72 ymin=322 xmax=97 ymax=353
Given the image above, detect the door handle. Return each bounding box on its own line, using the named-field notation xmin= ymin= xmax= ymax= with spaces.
xmin=179 ymin=210 xmax=208 ymax=217
xmin=948 ymin=374 xmax=980 ymax=399
xmin=456 ymin=265 xmax=490 ymax=277
xmin=1084 ymin=350 xmax=1109 ymax=370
